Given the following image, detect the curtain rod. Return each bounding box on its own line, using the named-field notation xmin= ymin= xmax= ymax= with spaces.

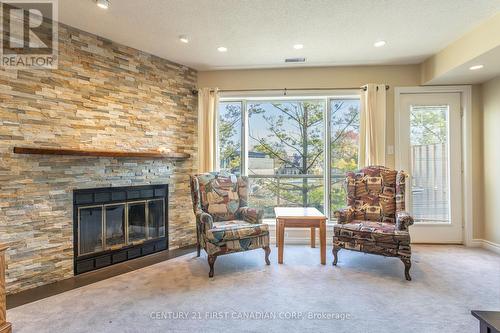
xmin=191 ymin=85 xmax=389 ymax=95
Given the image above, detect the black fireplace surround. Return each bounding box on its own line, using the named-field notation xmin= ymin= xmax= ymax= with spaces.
xmin=73 ymin=185 xmax=168 ymax=274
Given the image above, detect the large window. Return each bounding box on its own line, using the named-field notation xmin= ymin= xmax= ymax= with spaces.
xmin=217 ymin=95 xmax=360 ymax=219
xmin=247 ymin=100 xmax=325 ymax=217
xmin=330 ymin=99 xmax=360 ymax=213
xmin=218 ymin=101 xmax=242 ymax=175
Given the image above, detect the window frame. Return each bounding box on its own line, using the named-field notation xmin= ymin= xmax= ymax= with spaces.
xmin=218 ymin=91 xmax=360 ymax=221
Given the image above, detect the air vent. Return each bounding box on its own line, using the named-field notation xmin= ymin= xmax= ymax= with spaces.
xmin=285 ymin=57 xmax=306 ymax=63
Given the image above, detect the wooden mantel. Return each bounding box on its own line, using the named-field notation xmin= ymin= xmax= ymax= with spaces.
xmin=13 ymin=147 xmax=190 ymax=160
xmin=0 ymin=245 xmax=11 ymax=333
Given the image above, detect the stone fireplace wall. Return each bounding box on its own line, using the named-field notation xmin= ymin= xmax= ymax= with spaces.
xmin=0 ymin=23 xmax=198 ymax=294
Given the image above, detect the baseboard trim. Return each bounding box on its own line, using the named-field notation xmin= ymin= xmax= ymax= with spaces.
xmin=471 ymin=239 xmax=500 ymax=254
xmin=470 ymin=239 xmax=484 ymax=247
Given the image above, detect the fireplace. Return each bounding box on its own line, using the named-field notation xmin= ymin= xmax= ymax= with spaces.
xmin=73 ymin=185 xmax=168 ymax=274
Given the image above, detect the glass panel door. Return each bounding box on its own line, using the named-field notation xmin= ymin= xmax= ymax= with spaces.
xmin=79 ymin=206 xmax=103 ymax=255
xmin=105 ymin=204 xmax=126 ymax=249
xmin=128 ymin=202 xmax=147 ymax=243
xmin=398 ymin=93 xmax=462 ymax=243
xmin=410 ymin=105 xmax=449 ymax=223
xmin=148 ymin=199 xmax=165 ymax=239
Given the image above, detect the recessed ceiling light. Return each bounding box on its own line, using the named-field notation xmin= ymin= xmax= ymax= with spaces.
xmin=293 ymin=44 xmax=304 ymax=50
xmin=96 ymin=0 xmax=109 ymax=9
xmin=217 ymin=46 xmax=228 ymax=52
xmin=179 ymin=35 xmax=189 ymax=44
xmin=374 ymin=40 xmax=386 ymax=48
xmin=469 ymin=64 xmax=484 ymax=70
xmin=285 ymin=57 xmax=306 ymax=63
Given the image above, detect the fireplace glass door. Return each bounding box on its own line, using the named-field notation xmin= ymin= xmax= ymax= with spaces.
xmin=128 ymin=202 xmax=147 ymax=243
xmin=105 ymin=204 xmax=126 ymax=249
xmin=74 ymin=185 xmax=168 ymax=274
xmin=79 ymin=206 xmax=103 ymax=255
xmin=148 ymin=199 xmax=165 ymax=239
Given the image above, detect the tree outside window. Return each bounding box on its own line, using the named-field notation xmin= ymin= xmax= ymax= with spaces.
xmin=217 ymin=97 xmax=361 ymax=218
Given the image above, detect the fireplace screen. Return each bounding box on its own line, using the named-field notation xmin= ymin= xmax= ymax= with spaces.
xmin=148 ymin=200 xmax=166 ymax=239
xmin=74 ymin=185 xmax=168 ymax=276
xmin=78 ymin=199 xmax=165 ymax=256
xmin=105 ymin=204 xmax=126 ymax=249
xmin=79 ymin=206 xmax=104 ymax=255
xmin=128 ymin=202 xmax=147 ymax=243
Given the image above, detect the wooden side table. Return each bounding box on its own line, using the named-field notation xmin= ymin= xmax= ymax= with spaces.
xmin=274 ymin=207 xmax=327 ymax=265
xmin=0 ymin=245 xmax=11 ymax=333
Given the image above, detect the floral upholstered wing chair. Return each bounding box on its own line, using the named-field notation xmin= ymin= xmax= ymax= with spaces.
xmin=190 ymin=172 xmax=271 ymax=277
xmin=333 ymin=166 xmax=414 ymax=280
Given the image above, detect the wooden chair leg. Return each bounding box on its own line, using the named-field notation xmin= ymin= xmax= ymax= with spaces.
xmin=208 ymin=255 xmax=217 ymax=278
xmin=332 ymin=245 xmax=340 ymax=266
xmin=401 ymin=258 xmax=412 ymax=281
xmin=263 ymin=246 xmax=271 ymax=265
xmin=196 ymin=225 xmax=201 ymax=257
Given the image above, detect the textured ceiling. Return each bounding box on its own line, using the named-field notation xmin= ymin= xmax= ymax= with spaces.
xmin=58 ymin=0 xmax=500 ymax=70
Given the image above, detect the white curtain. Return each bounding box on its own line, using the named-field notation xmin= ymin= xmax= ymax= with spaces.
xmin=197 ymin=88 xmax=219 ymax=173
xmin=359 ymin=84 xmax=387 ymax=168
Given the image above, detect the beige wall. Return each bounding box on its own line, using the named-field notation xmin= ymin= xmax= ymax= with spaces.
xmin=421 ymin=13 xmax=500 ymax=84
xmin=471 ymin=85 xmax=484 ymax=240
xmin=481 ymin=76 xmax=500 ymax=244
xmin=198 ymin=65 xmax=421 ymax=167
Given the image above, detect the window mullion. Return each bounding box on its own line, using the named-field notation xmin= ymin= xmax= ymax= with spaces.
xmin=241 ymin=99 xmax=248 ymax=176
xmin=325 ymin=98 xmax=331 ymax=220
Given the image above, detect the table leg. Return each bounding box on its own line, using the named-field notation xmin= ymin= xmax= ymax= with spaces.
xmin=275 ymin=218 xmax=279 ymax=247
xmin=278 ymin=219 xmax=285 ymax=264
xmin=479 ymin=322 xmax=490 ymax=333
xmin=319 ymin=219 xmax=326 ymax=265
xmin=310 ymin=227 xmax=316 ymax=248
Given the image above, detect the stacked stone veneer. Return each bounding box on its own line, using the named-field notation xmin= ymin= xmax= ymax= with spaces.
xmin=0 ymin=24 xmax=198 ymax=294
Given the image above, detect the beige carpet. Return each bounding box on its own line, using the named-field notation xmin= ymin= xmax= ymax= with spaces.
xmin=7 ymin=245 xmax=500 ymax=333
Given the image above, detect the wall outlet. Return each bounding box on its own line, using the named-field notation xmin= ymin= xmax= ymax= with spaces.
xmin=387 ymin=145 xmax=394 ymax=155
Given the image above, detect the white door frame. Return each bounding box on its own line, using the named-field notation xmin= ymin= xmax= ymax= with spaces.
xmin=395 ymin=85 xmax=473 ymax=246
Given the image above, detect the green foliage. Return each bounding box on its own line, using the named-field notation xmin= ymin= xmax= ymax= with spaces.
xmin=218 ymin=99 xmax=361 ymax=217
xmin=249 ymin=101 xmax=324 ymax=175
xmin=410 ymin=107 xmax=447 ymax=145
xmin=248 ymin=101 xmax=324 ymax=209
xmin=219 ymin=103 xmax=241 ymax=173
xmin=329 ymin=102 xmax=360 ymax=212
